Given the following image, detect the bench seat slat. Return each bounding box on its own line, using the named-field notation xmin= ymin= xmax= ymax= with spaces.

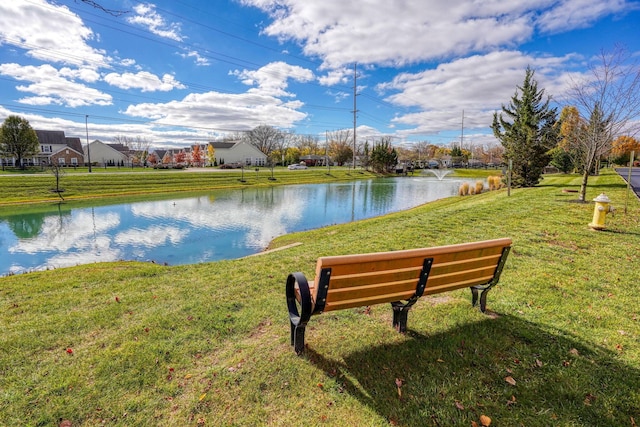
xmin=326 ymin=267 xmax=423 ymax=289
xmin=424 ymin=275 xmax=495 ymax=294
xmin=325 ymin=291 xmax=416 ymax=312
xmin=428 ymin=265 xmax=500 ymax=285
xmin=325 ymin=279 xmax=419 ymax=302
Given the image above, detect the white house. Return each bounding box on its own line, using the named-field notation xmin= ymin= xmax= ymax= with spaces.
xmin=85 ymin=140 xmax=130 ymax=166
xmin=209 ymin=141 xmax=267 ymax=166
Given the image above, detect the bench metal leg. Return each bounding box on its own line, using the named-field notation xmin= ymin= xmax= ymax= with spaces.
xmin=471 ymin=286 xmax=489 ymax=313
xmin=290 ymin=322 xmax=306 ymax=355
xmin=391 ymin=300 xmax=417 ymax=333
xmin=286 ymin=272 xmax=313 ymax=355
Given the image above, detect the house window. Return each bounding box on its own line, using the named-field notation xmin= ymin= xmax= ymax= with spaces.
xmin=41 ymin=145 xmax=51 ymax=153
xmin=255 ymin=158 xmax=266 ymax=166
xmin=57 ymin=158 xmax=65 ymax=165
xmin=245 ymin=157 xmax=252 ymax=165
xmin=71 ymin=157 xmax=78 ymax=165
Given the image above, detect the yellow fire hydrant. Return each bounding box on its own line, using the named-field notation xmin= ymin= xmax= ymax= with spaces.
xmin=589 ymin=193 xmax=615 ymax=230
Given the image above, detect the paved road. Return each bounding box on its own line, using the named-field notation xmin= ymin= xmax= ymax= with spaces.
xmin=616 ymin=168 xmax=640 ymax=198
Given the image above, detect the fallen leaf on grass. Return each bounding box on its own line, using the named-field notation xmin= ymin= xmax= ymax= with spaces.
xmin=505 ymin=376 xmax=516 ymax=386
xmin=395 ymin=378 xmax=403 ymax=398
xmin=480 ymin=414 xmax=492 ymax=426
xmin=199 ymin=393 xmax=207 ymax=401
xmin=454 ymin=400 xmax=464 ymax=410
xmin=66 ymin=348 xmax=73 ymax=355
xmin=631 ymin=415 xmax=636 ymax=427
xmin=569 ymin=348 xmax=579 ymax=356
xmin=584 ymin=393 xmax=596 ymax=406
xmin=535 ymin=359 xmax=543 ymax=368
xmin=506 ymin=395 xmax=517 ymax=407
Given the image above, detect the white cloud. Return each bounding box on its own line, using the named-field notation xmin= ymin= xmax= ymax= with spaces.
xmin=180 ymin=50 xmax=210 ymax=66
xmin=127 ymin=3 xmax=183 ymax=41
xmin=0 ymin=63 xmax=112 ymax=107
xmin=0 ymin=0 xmax=110 ymax=68
xmin=231 ymin=61 xmax=315 ymax=97
xmin=124 ymin=89 xmax=308 ymax=131
xmin=380 ymin=51 xmax=580 ymax=136
xmin=241 ymin=0 xmax=633 ymax=69
xmin=537 ymin=0 xmax=630 ymax=33
xmin=103 ymin=71 xmax=186 ymax=92
xmin=106 ymin=61 xmax=315 ymax=131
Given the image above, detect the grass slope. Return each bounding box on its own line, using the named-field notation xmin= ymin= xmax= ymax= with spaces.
xmin=0 ymin=168 xmax=376 ymax=207
xmin=1 ymin=170 xmax=639 ymax=426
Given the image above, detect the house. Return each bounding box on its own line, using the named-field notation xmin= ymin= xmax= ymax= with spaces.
xmin=85 ymin=140 xmax=130 ymax=166
xmin=208 ymin=141 xmax=267 ymax=166
xmin=16 ymin=130 xmax=87 ymax=167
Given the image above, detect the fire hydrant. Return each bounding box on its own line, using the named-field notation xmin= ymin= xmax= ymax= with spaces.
xmin=589 ymin=193 xmax=615 ymax=230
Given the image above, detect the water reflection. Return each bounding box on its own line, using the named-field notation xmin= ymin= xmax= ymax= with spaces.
xmin=0 ymin=177 xmax=471 ymax=275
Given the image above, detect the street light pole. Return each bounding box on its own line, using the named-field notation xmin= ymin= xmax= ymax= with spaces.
xmin=85 ymin=115 xmax=92 ymax=173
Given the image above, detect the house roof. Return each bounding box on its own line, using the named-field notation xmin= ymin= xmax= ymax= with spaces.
xmin=35 ymin=130 xmax=66 ymax=145
xmin=35 ymin=130 xmax=85 ymax=154
xmin=209 ymin=141 xmax=237 ymax=149
xmin=107 ymin=143 xmax=129 ymax=153
xmin=65 ymin=137 xmax=83 ymax=154
xmin=152 ymin=150 xmax=167 ymax=159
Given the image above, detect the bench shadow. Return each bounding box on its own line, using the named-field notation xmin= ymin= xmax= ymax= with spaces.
xmin=305 ymin=314 xmax=639 ymax=426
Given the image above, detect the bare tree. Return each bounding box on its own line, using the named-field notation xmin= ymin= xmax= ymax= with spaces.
xmin=244 ymin=125 xmax=282 ymax=156
xmin=112 ymin=135 xmax=151 ymax=166
xmin=49 ymin=160 xmax=66 ymax=201
xmin=295 ymin=134 xmax=322 ymax=156
xmin=565 ymin=47 xmax=640 ymax=201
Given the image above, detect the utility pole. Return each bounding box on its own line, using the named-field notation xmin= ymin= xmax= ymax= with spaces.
xmin=85 ymin=115 xmax=92 ymax=173
xmin=352 ymin=63 xmax=358 ymax=171
xmin=460 ymin=110 xmax=464 ymax=150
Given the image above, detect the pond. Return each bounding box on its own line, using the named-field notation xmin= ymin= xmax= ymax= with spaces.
xmin=0 ymin=176 xmax=476 ymax=275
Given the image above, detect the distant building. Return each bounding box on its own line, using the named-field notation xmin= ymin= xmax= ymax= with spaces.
xmin=208 ymin=141 xmax=267 ymax=166
xmin=85 ymin=140 xmax=131 ymax=166
xmin=34 ymin=130 xmax=85 ymax=167
xmin=0 ymin=130 xmax=87 ymax=167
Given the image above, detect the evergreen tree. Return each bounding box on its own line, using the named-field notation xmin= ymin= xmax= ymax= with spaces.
xmin=491 ymin=67 xmax=560 ymax=187
xmin=0 ymin=115 xmax=39 ymax=169
xmin=370 ymin=138 xmax=398 ymax=173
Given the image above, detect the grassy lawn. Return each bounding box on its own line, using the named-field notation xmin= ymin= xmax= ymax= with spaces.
xmin=0 ymin=166 xmax=377 ymax=207
xmin=0 ymin=169 xmax=638 ymax=426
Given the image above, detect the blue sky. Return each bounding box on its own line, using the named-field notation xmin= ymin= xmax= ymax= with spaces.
xmin=1 ymin=0 xmax=639 ymax=150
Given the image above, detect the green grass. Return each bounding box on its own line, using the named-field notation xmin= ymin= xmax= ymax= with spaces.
xmin=0 ymin=167 xmax=377 ymax=207
xmin=1 ymin=169 xmax=639 ymax=426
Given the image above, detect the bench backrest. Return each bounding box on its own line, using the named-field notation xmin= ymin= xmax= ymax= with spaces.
xmin=312 ymin=238 xmax=512 ymax=313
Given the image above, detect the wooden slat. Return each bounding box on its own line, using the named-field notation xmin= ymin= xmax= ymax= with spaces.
xmin=428 ymin=265 xmax=499 ymax=286
xmin=424 ymin=275 xmax=494 ymax=295
xmin=326 ymin=279 xmax=418 ymax=302
xmin=327 ymin=266 xmax=423 ymax=289
xmin=324 ymin=290 xmax=416 ymax=312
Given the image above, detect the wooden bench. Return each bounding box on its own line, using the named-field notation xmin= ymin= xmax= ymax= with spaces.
xmin=286 ymin=238 xmax=512 ymax=354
